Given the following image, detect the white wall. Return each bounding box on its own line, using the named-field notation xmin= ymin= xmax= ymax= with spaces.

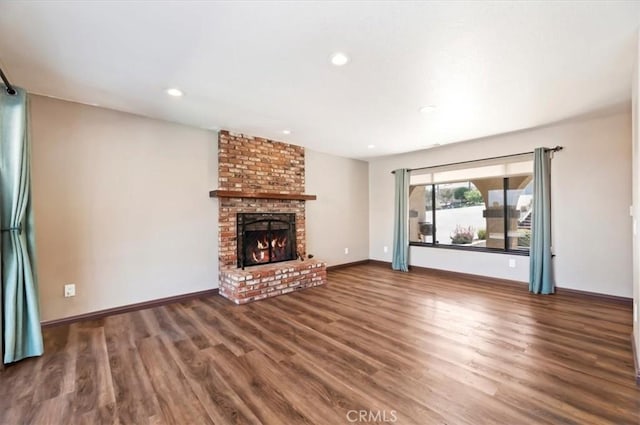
xmin=306 ymin=150 xmax=369 ymax=266
xmin=30 ymin=95 xmax=219 ymax=321
xmin=632 ymin=31 xmax=640 ymax=362
xmin=370 ymin=111 xmax=632 ymax=297
xmin=30 ymin=91 xmax=631 ymax=323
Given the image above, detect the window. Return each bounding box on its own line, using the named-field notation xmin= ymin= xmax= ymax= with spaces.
xmin=408 ymin=157 xmax=533 ymax=254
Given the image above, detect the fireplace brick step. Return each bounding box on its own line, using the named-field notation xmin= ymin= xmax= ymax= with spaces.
xmin=219 ymin=259 xmax=327 ymax=304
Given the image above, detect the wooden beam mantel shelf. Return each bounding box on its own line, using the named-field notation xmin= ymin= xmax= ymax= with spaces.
xmin=209 ymin=190 xmax=317 ymax=201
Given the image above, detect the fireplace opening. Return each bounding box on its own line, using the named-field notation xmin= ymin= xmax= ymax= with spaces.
xmin=237 ymin=213 xmax=296 ymax=268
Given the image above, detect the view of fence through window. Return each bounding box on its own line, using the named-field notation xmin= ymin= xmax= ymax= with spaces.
xmin=409 ymin=176 xmax=533 ymax=252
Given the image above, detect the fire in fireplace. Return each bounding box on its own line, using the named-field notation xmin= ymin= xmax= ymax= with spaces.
xmin=237 ymin=213 xmax=296 ymax=268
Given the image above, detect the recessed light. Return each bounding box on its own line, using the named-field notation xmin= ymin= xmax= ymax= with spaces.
xmin=166 ymin=88 xmax=183 ymax=97
xmin=367 ymin=144 xmax=375 ymax=149
xmin=330 ymin=52 xmax=350 ymax=66
xmin=282 ymin=129 xmax=291 ymax=135
xmin=419 ymin=105 xmax=437 ymax=113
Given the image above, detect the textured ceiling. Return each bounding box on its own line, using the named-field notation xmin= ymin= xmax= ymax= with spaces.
xmin=0 ymin=1 xmax=638 ymax=158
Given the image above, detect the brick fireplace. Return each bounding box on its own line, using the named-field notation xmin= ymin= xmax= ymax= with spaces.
xmin=210 ymin=131 xmax=327 ymax=304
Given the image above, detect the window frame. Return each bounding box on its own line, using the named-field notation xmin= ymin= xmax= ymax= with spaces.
xmin=409 ymin=176 xmax=531 ymax=257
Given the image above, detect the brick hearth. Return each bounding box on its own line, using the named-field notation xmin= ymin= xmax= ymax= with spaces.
xmin=214 ymin=131 xmax=327 ymax=303
xmin=220 ymin=259 xmax=326 ymax=304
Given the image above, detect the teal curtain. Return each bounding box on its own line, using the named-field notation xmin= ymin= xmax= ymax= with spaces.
xmin=529 ymin=148 xmax=554 ymax=294
xmin=392 ymin=169 xmax=409 ymax=272
xmin=0 ymin=87 xmax=43 ymax=363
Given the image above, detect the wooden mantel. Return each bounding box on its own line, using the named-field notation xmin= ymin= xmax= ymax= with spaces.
xmin=209 ymin=190 xmax=317 ymax=201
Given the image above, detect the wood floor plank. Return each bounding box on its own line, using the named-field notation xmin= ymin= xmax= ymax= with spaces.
xmin=27 ymin=394 xmax=71 ymax=425
xmin=164 ymin=303 xmax=212 ymax=350
xmin=197 ymin=301 xmax=294 ymax=363
xmin=73 ymin=402 xmax=118 ymax=425
xmin=204 ymin=344 xmax=316 ymax=425
xmin=241 ymin=350 xmax=347 ymax=425
xmin=282 ymin=353 xmax=446 ymax=425
xmin=168 ymin=339 xmax=263 ymax=425
xmin=70 ymin=329 xmax=102 ymax=415
xmin=1 ymin=263 xmax=638 ymax=424
xmin=103 ymin=314 xmax=163 ymax=425
xmin=138 ymin=336 xmax=214 ymax=425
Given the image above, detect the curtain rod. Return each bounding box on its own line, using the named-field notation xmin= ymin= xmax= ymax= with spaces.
xmin=0 ymin=65 xmax=16 ymax=95
xmin=390 ymin=145 xmax=563 ymax=174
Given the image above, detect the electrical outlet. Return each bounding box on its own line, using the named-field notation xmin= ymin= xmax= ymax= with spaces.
xmin=64 ymin=284 xmax=76 ymax=298
xmin=508 ymin=258 xmax=516 ymax=268
xmin=344 ymin=247 xmax=349 ymax=255
xmin=383 ymin=246 xmax=388 ymax=253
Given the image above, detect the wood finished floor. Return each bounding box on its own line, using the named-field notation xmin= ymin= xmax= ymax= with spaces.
xmin=1 ymin=264 xmax=639 ymax=425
